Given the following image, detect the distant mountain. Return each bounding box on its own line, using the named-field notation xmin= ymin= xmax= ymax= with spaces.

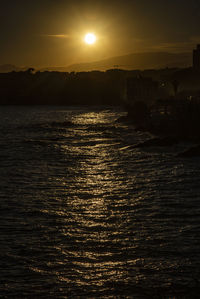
xmin=1 ymin=51 xmax=192 ymax=73
xmin=41 ymin=52 xmax=192 ymax=72
xmin=65 ymin=52 xmax=192 ymax=72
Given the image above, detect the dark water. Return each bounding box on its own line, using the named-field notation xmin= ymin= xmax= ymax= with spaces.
xmin=0 ymin=106 xmax=200 ymax=298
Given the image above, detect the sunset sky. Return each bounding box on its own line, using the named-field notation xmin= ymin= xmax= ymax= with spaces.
xmin=1 ymin=0 xmax=200 ymax=67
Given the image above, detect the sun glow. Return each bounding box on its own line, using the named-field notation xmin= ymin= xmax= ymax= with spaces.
xmin=84 ymin=33 xmax=96 ymax=45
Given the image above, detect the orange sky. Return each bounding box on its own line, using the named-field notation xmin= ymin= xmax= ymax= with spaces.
xmin=1 ymin=0 xmax=200 ymax=67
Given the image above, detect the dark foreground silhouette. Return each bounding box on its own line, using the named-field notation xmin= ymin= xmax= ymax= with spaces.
xmin=1 ymin=67 xmax=200 ymax=105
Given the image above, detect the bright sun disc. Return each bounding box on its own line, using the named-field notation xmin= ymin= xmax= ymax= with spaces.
xmin=84 ymin=33 xmax=96 ymax=45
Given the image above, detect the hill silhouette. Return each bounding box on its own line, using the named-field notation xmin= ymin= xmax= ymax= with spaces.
xmin=41 ymin=51 xmax=192 ymax=72
xmin=0 ymin=51 xmax=192 ymax=73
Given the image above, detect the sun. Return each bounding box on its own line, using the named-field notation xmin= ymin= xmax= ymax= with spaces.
xmin=84 ymin=33 xmax=96 ymax=45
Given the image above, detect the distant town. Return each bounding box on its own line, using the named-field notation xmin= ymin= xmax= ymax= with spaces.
xmin=0 ymin=45 xmax=200 ymax=115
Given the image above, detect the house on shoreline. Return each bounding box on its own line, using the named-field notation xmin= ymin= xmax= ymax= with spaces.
xmin=126 ymin=76 xmax=159 ymax=106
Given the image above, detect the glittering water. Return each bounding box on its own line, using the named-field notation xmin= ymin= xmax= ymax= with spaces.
xmin=0 ymin=106 xmax=200 ymax=298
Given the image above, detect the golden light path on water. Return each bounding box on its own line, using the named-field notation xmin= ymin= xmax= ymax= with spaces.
xmin=33 ymin=110 xmax=179 ymax=298
xmin=57 ymin=111 xmax=132 ymax=288
xmin=1 ymin=107 xmax=199 ymax=298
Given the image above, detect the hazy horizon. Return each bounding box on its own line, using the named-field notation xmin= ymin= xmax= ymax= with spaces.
xmin=1 ymin=0 xmax=200 ymax=68
xmin=0 ymin=50 xmax=193 ymax=72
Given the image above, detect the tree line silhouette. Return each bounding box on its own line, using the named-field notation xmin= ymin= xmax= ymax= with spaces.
xmin=0 ymin=67 xmax=200 ymax=105
xmin=0 ymin=69 xmax=125 ymax=105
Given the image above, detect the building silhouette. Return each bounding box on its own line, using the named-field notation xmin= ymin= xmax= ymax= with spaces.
xmin=193 ymin=44 xmax=200 ymax=69
xmin=126 ymin=77 xmax=158 ymax=105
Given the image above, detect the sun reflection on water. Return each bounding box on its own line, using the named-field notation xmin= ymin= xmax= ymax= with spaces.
xmin=15 ymin=108 xmax=196 ymax=298
xmin=53 ymin=111 xmax=137 ymax=290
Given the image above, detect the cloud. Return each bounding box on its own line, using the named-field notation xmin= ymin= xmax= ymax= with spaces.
xmin=40 ymin=34 xmax=70 ymax=38
xmin=148 ymin=35 xmax=200 ymax=53
xmin=150 ymin=40 xmax=197 ymax=53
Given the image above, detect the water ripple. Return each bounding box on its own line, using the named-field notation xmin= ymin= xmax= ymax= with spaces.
xmin=0 ymin=106 xmax=200 ymax=298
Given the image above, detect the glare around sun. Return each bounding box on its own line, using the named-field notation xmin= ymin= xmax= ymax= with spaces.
xmin=84 ymin=33 xmax=96 ymax=45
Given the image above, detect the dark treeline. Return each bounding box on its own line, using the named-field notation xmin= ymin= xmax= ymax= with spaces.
xmin=0 ymin=69 xmax=126 ymax=105
xmin=1 ymin=67 xmax=200 ymax=105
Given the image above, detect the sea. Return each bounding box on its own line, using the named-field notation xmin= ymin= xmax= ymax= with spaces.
xmin=0 ymin=105 xmax=200 ymax=299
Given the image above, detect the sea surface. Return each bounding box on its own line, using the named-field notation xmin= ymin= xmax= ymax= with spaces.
xmin=0 ymin=106 xmax=200 ymax=299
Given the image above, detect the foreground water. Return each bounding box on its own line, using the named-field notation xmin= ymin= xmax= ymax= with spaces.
xmin=0 ymin=106 xmax=200 ymax=298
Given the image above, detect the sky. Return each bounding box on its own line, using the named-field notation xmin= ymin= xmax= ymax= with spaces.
xmin=0 ymin=0 xmax=200 ymax=68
